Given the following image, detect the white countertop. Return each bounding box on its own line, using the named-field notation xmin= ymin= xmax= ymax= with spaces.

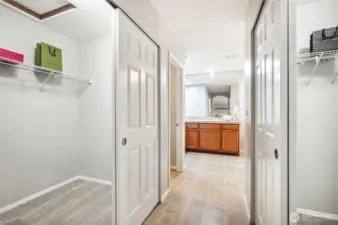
xmin=185 ymin=120 xmax=240 ymax=124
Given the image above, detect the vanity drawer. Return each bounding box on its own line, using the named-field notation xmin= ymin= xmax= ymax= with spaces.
xmin=222 ymin=124 xmax=239 ymax=130
xmin=200 ymin=123 xmax=221 ymax=130
xmin=186 ymin=123 xmax=198 ymax=129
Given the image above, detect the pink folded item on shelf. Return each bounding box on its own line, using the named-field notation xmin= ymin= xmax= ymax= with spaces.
xmin=0 ymin=48 xmax=24 ymax=64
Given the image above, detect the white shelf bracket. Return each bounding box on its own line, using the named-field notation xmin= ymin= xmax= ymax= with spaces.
xmin=40 ymin=72 xmax=55 ymax=91
xmin=307 ymin=53 xmax=324 ymax=86
xmin=331 ymin=71 xmax=338 ymax=84
xmin=0 ymin=56 xmax=92 ymax=90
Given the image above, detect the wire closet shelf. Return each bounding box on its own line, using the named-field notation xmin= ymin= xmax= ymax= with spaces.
xmin=0 ymin=56 xmax=92 ymax=91
xmin=297 ymin=50 xmax=338 ymax=85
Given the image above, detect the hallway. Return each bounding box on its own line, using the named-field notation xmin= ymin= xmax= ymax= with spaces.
xmin=144 ymin=152 xmax=247 ymax=225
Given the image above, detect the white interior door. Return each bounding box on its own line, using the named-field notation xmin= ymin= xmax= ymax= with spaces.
xmin=254 ymin=1 xmax=282 ymax=225
xmin=116 ymin=10 xmax=159 ymax=225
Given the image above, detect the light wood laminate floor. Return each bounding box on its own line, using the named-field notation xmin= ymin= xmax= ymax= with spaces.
xmin=144 ymin=152 xmax=247 ymax=225
xmin=0 ymin=180 xmax=112 ymax=225
xmin=0 ymin=152 xmax=245 ymax=225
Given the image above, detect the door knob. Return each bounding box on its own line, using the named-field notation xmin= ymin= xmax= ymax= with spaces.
xmin=274 ymin=149 xmax=279 ymax=159
xmin=176 ymin=124 xmax=179 ymax=127
xmin=121 ymin=138 xmax=127 ymax=146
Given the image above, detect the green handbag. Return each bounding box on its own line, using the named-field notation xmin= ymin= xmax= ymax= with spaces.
xmin=35 ymin=42 xmax=63 ymax=72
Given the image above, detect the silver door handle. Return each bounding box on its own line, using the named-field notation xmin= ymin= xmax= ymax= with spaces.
xmin=122 ymin=138 xmax=127 ymax=146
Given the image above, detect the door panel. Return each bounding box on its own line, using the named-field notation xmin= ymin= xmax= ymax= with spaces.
xmin=146 ymin=74 xmax=155 ymax=125
xmin=222 ymin=130 xmax=239 ymax=153
xmin=128 ymin=147 xmax=142 ymax=212
xmin=185 ymin=130 xmax=199 ymax=149
xmin=186 ymin=123 xmax=198 ymax=129
xmin=222 ymin=124 xmax=239 ymax=130
xmin=199 ymin=130 xmax=221 ymax=150
xmin=116 ymin=10 xmax=159 ymax=225
xmin=254 ymin=1 xmax=281 ymax=225
xmin=128 ymin=67 xmax=141 ymax=128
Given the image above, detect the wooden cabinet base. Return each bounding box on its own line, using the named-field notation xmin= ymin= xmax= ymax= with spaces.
xmin=185 ymin=122 xmax=240 ymax=156
xmin=186 ymin=149 xmax=240 ymax=156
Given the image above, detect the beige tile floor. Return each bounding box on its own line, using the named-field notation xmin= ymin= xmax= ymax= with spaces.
xmin=144 ymin=152 xmax=248 ymax=225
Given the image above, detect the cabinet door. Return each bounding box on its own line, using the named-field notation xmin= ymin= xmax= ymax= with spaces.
xmin=186 ymin=129 xmax=199 ymax=149
xmin=222 ymin=130 xmax=239 ymax=154
xmin=199 ymin=130 xmax=221 ymax=150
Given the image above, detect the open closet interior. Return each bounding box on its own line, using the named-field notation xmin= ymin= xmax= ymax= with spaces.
xmin=0 ymin=0 xmax=115 ymax=224
xmin=290 ymin=0 xmax=338 ymax=222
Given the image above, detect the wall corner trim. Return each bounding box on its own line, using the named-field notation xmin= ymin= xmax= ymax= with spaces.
xmin=160 ymin=188 xmax=170 ymax=203
xmin=297 ymin=208 xmax=338 ymax=221
xmin=77 ymin=175 xmax=113 ymax=186
xmin=242 ymin=195 xmax=250 ymax=222
xmin=0 ymin=176 xmax=81 ymax=215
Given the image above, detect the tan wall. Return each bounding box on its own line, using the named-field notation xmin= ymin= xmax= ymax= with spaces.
xmin=170 ymin=64 xmax=177 ymax=167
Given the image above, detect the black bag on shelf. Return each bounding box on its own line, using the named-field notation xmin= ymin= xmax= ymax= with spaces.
xmin=310 ymin=26 xmax=338 ymax=53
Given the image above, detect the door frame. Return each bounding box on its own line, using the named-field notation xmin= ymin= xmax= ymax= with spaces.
xmin=113 ymin=8 xmax=162 ymax=225
xmin=249 ymin=0 xmax=289 ymax=224
xmin=168 ymin=52 xmax=185 ymax=173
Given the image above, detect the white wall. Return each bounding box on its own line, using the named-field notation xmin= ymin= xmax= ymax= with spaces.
xmin=0 ymin=6 xmax=81 ymax=208
xmin=230 ymin=85 xmax=246 ymax=150
xmin=230 ymin=85 xmax=239 ymax=117
xmin=79 ymin=34 xmax=114 ymax=181
xmin=292 ymin=0 xmax=338 ymax=214
xmin=185 ymin=85 xmax=208 ymax=117
xmin=239 ymin=82 xmax=246 ymax=150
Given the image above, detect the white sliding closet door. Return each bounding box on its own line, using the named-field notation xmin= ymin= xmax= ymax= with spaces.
xmin=254 ymin=1 xmax=283 ymax=225
xmin=115 ymin=10 xmax=159 ymax=225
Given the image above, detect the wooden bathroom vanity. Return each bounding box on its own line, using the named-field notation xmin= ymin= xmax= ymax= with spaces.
xmin=185 ymin=121 xmax=240 ymax=155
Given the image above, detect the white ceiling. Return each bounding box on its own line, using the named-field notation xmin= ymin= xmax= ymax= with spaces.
xmin=15 ymin=0 xmax=70 ymax=14
xmin=41 ymin=0 xmax=112 ymax=41
xmin=205 ymin=84 xmax=230 ymax=93
xmin=185 ymin=70 xmax=244 ymax=93
xmin=149 ymin=0 xmax=248 ymax=54
xmin=2 ymin=0 xmax=113 ymax=41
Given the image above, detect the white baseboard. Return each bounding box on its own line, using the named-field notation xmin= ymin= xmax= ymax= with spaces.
xmin=172 ymin=165 xmax=185 ymax=172
xmin=0 ymin=176 xmax=80 ymax=215
xmin=242 ymin=195 xmax=250 ymax=222
xmin=160 ymin=188 xmax=170 ymax=203
xmin=77 ymin=175 xmax=112 ymax=186
xmin=297 ymin=208 xmax=338 ymax=221
xmin=0 ymin=175 xmax=112 ymax=215
xmin=176 ymin=166 xmax=184 ymax=172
